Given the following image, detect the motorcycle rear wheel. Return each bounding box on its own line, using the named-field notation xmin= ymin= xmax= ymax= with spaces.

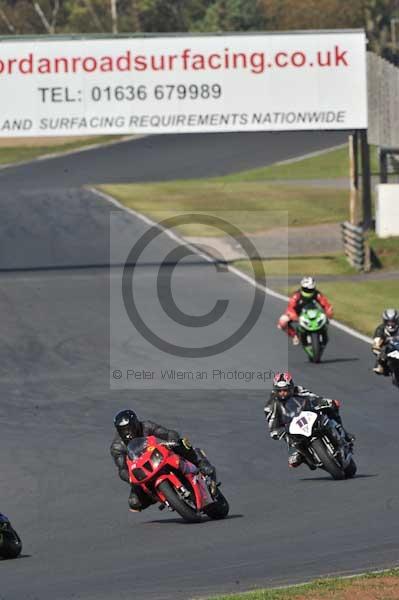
xmin=0 ymin=530 xmax=22 ymax=559
xmin=157 ymin=480 xmax=202 ymax=523
xmin=204 ymin=489 xmax=229 ymax=520
xmin=344 ymin=459 xmax=357 ymax=479
xmin=310 ymin=438 xmax=345 ymax=480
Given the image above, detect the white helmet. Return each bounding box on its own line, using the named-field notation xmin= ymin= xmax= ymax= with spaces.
xmin=300 ymin=276 xmax=316 ymax=298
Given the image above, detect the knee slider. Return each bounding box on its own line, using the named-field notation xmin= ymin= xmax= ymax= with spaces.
xmin=128 ymin=493 xmax=142 ymax=510
xmin=278 ymin=314 xmax=290 ymax=329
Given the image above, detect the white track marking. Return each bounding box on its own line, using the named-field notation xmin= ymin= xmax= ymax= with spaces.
xmin=91 ymin=186 xmax=372 ymax=345
xmin=0 ymin=134 xmax=148 ymax=171
xmin=92 ymin=187 xmax=213 ymax=265
xmin=272 ymin=142 xmax=346 ymax=167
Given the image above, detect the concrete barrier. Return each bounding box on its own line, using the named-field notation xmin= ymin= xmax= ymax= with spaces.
xmin=376 ymin=184 xmax=399 ymax=237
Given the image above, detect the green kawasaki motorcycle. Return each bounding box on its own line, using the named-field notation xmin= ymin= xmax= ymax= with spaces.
xmin=297 ymin=302 xmax=329 ymax=363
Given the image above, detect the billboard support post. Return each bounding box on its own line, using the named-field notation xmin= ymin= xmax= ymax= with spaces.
xmin=360 ymin=129 xmax=372 ymax=230
xmin=349 ymin=131 xmax=359 ymax=225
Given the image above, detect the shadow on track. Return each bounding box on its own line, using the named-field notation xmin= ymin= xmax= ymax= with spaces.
xmin=299 ymin=473 xmax=378 ymax=482
xmin=144 ymin=514 xmax=244 ymax=526
xmin=319 ymin=358 xmax=360 ymax=365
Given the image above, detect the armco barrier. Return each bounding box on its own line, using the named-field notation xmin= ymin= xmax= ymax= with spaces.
xmin=341 ymin=221 xmax=371 ymax=271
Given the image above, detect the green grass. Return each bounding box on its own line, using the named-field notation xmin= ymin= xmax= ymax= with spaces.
xmin=280 ymin=280 xmax=399 ymax=337
xmin=0 ymin=135 xmax=126 ymax=165
xmin=210 ymin=569 xmax=399 ymax=600
xmin=369 ymin=234 xmax=399 ymax=270
xmin=236 ymin=255 xmax=356 ymax=278
xmin=221 ymin=145 xmax=379 ymax=182
xmin=99 ymin=181 xmax=347 ymax=236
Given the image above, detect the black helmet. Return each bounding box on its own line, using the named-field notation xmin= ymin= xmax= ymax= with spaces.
xmin=273 ymin=372 xmax=295 ymax=400
xmin=114 ymin=409 xmax=141 ymax=442
xmin=382 ymin=308 xmax=399 ymax=335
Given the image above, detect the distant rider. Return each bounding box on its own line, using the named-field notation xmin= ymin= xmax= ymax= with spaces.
xmin=264 ymin=372 xmax=353 ymax=469
xmin=110 ymin=409 xmax=217 ymax=511
xmin=277 ymin=276 xmax=333 ymax=346
xmin=372 ymin=308 xmax=399 ymax=374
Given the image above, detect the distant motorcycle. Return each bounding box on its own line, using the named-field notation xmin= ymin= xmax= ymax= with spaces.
xmin=385 ymin=336 xmax=399 ymax=388
xmin=297 ymin=301 xmax=329 ymax=363
xmin=126 ymin=436 xmax=229 ymax=523
xmin=0 ymin=514 xmax=22 ymax=559
xmin=288 ymin=409 xmax=356 ymax=480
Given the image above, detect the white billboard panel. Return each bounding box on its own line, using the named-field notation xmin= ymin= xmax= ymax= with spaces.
xmin=0 ymin=31 xmax=367 ymax=136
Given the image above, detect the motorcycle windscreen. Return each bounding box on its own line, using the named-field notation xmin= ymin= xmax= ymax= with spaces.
xmin=127 ymin=437 xmax=149 ymax=460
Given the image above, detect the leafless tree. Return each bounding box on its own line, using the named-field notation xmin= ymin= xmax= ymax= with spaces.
xmin=33 ymin=0 xmax=60 ymax=34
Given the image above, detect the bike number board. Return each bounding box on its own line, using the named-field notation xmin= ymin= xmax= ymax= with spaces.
xmin=289 ymin=411 xmax=317 ymax=437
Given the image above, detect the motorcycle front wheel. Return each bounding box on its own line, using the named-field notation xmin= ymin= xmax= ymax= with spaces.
xmin=157 ymin=480 xmax=202 ymax=523
xmin=310 ymin=332 xmax=322 ymax=363
xmin=391 ymin=365 xmax=399 ymax=388
xmin=310 ymin=438 xmax=345 ymax=480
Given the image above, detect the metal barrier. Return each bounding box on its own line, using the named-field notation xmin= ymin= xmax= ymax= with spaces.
xmin=341 ymin=222 xmax=371 ymax=271
xmin=368 ymin=52 xmax=399 ymax=148
xmin=379 ymin=147 xmax=399 ymax=183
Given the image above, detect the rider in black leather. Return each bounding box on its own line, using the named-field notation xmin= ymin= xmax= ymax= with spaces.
xmin=372 ymin=308 xmax=399 ymax=374
xmin=110 ymin=410 xmax=216 ymax=511
xmin=264 ymin=372 xmax=353 ymax=468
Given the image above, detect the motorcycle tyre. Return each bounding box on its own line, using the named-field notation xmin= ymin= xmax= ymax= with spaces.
xmin=157 ymin=480 xmax=202 ymax=523
xmin=310 ymin=438 xmax=345 ymax=480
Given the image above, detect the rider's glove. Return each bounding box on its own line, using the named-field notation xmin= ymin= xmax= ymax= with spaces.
xmin=314 ymin=398 xmax=333 ymax=411
xmin=198 ymin=461 xmax=214 ymax=477
xmin=372 ymin=338 xmax=383 ymax=355
xmin=181 ymin=437 xmax=192 ymax=450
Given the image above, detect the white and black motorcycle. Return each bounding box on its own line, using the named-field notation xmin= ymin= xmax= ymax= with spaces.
xmin=289 ymin=410 xmax=356 ymax=480
xmin=385 ymin=336 xmax=399 ymax=389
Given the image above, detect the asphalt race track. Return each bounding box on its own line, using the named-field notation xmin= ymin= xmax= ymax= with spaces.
xmin=1 ymin=131 xmax=399 ymax=600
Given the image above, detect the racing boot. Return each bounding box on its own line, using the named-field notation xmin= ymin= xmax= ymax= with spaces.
xmin=337 ymin=425 xmax=355 ymax=450
xmin=197 ymin=454 xmax=218 ymax=496
xmin=288 ymin=450 xmax=303 ymax=468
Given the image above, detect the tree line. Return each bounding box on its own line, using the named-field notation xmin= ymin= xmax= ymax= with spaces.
xmin=0 ymin=0 xmax=398 ymax=63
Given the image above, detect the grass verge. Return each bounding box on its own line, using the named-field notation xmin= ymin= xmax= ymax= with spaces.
xmin=221 ymin=145 xmax=378 ymax=182
xmin=209 ymin=569 xmax=399 ymax=600
xmin=369 ymin=234 xmax=399 ymax=270
xmin=99 ymin=181 xmax=347 ymax=236
xmin=236 ymin=256 xmax=356 ymax=277
xmin=0 ymin=134 xmax=128 ymax=166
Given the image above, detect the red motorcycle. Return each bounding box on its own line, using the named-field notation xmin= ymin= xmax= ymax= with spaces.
xmin=126 ymin=436 xmax=229 ymax=523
